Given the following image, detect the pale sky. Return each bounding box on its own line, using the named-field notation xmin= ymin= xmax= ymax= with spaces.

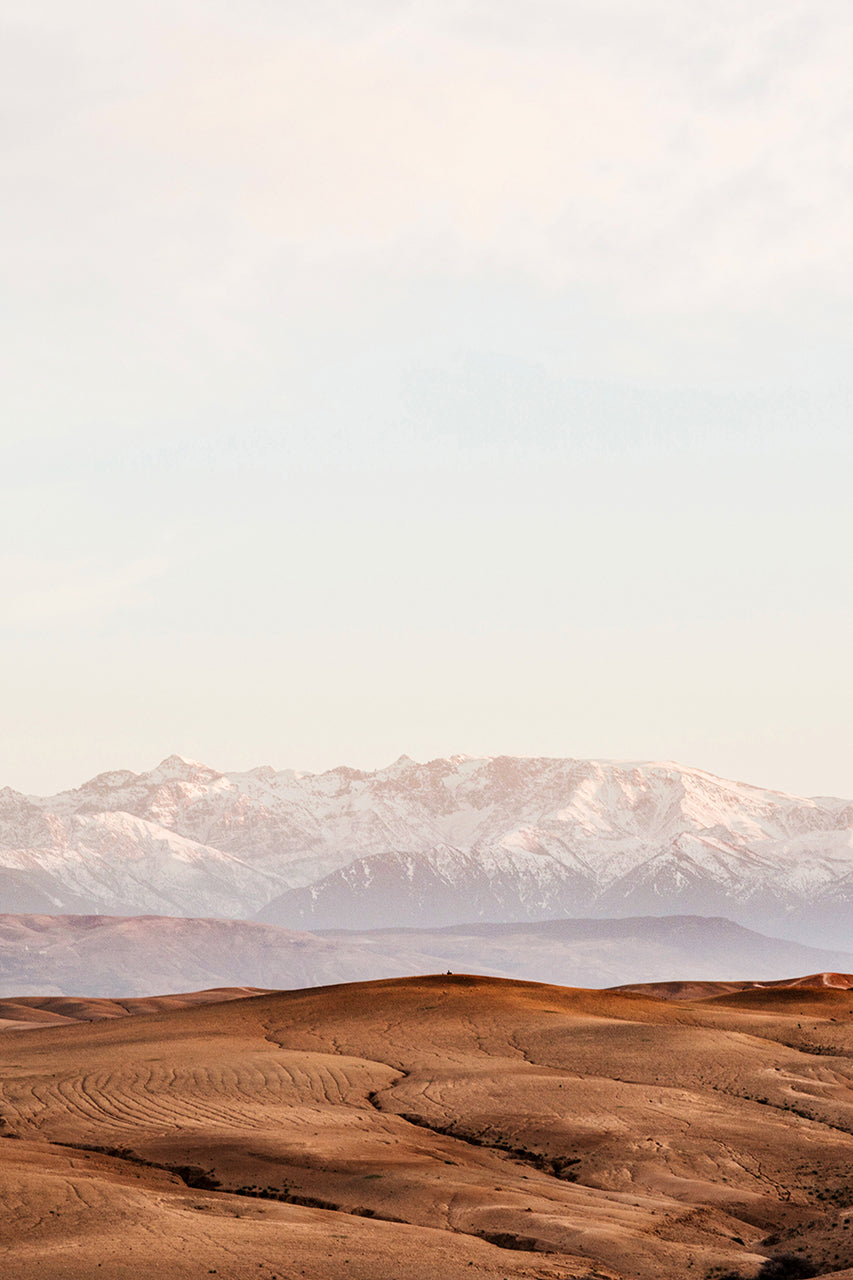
xmin=2 ymin=0 xmax=852 ymax=798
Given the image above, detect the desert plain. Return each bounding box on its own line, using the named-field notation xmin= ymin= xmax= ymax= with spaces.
xmin=2 ymin=973 xmax=853 ymax=1279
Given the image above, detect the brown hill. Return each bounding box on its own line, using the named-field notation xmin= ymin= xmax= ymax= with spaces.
xmin=2 ymin=974 xmax=853 ymax=1279
xmin=0 ymin=985 xmax=268 ymax=1030
xmin=611 ymin=971 xmax=853 ymax=1003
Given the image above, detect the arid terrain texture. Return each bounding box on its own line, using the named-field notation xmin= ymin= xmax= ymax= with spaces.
xmin=3 ymin=974 xmax=853 ymax=1279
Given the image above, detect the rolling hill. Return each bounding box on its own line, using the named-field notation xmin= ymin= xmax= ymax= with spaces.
xmin=3 ymin=973 xmax=853 ymax=1278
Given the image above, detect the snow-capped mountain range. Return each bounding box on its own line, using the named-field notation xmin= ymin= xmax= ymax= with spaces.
xmin=1 ymin=754 xmax=851 ymax=946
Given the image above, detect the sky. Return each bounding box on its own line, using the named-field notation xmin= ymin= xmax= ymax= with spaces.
xmin=2 ymin=0 xmax=852 ymax=798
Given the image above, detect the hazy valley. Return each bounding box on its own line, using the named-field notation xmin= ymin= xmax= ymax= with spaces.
xmin=3 ymin=910 xmax=853 ymax=1000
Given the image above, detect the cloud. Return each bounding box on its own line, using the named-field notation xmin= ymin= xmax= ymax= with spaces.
xmin=2 ymin=0 xmax=852 ymax=449
xmin=0 ymin=555 xmax=169 ymax=627
xmin=5 ymin=2 xmax=853 ymax=305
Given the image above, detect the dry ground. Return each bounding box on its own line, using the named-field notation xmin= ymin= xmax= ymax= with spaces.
xmin=2 ymin=973 xmax=853 ymax=1279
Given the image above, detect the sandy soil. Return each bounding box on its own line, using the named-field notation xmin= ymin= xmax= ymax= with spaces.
xmin=2 ymin=973 xmax=853 ymax=1279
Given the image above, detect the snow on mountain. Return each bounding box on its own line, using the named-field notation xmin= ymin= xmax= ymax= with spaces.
xmin=1 ymin=754 xmax=852 ymax=944
xmin=257 ymin=844 xmax=596 ymax=931
xmin=0 ymin=807 xmax=288 ymax=917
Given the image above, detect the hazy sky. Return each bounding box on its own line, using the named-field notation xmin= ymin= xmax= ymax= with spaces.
xmin=3 ymin=0 xmax=852 ymax=797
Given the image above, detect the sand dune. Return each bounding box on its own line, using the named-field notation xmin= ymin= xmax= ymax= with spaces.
xmin=2 ymin=974 xmax=853 ymax=1278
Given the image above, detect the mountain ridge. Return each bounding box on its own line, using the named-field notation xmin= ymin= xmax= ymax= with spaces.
xmin=2 ymin=753 xmax=851 ymax=945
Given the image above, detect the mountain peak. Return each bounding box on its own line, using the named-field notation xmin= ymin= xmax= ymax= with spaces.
xmin=148 ymin=754 xmax=215 ymax=781
xmin=381 ymin=754 xmax=416 ymax=775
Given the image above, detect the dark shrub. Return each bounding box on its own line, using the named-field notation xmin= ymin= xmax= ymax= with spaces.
xmin=758 ymin=1257 xmax=818 ymax=1280
xmin=711 ymin=1254 xmax=818 ymax=1280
